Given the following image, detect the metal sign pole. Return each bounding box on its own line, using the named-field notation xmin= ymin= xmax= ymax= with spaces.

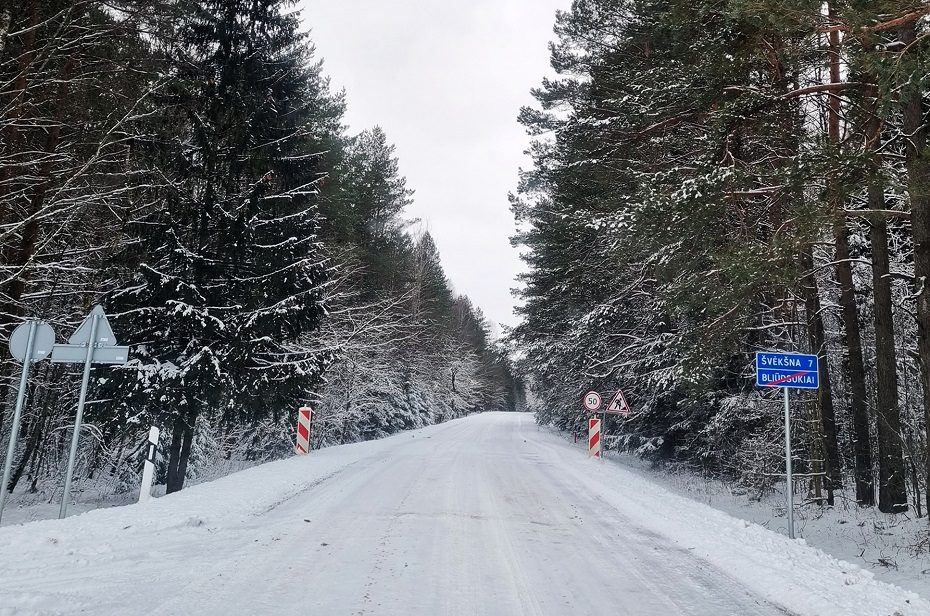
xmin=601 ymin=410 xmax=606 ymax=462
xmin=755 ymin=351 xmax=817 ymax=540
xmin=784 ymin=386 xmax=795 ymax=540
xmin=59 ymin=313 xmax=100 ymax=519
xmin=0 ymin=320 xmax=38 ymax=523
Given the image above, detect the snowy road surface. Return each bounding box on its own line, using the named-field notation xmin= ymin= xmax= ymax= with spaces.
xmin=2 ymin=413 xmax=928 ymax=616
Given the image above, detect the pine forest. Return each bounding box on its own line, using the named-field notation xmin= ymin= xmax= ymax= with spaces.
xmin=513 ymin=0 xmax=930 ymax=517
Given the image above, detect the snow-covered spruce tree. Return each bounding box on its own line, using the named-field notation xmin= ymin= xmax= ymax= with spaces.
xmin=101 ymin=0 xmax=339 ymax=493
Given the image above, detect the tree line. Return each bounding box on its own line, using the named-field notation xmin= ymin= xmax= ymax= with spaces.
xmin=0 ymin=0 xmax=521 ymax=502
xmin=513 ymin=0 xmax=930 ymax=515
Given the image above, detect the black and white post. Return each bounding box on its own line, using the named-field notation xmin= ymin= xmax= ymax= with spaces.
xmin=138 ymin=427 xmax=159 ymax=504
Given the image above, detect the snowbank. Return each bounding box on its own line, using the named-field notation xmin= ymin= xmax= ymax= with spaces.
xmin=544 ymin=433 xmax=930 ymax=616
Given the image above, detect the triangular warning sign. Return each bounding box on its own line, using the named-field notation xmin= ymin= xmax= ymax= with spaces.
xmin=605 ymin=389 xmax=631 ymax=416
xmin=68 ymin=305 xmax=118 ymax=346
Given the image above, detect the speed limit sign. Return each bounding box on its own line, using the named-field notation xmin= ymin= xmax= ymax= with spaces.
xmin=583 ymin=391 xmax=602 ymax=412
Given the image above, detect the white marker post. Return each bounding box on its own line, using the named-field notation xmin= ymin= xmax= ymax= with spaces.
xmin=138 ymin=427 xmax=159 ymax=504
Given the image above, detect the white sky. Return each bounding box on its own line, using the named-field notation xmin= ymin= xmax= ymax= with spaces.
xmin=298 ymin=0 xmax=570 ymax=330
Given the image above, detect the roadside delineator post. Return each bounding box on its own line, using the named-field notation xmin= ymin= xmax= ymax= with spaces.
xmin=588 ymin=417 xmax=601 ymax=458
xmin=138 ymin=426 xmax=160 ymax=504
xmin=295 ymin=407 xmax=312 ymax=455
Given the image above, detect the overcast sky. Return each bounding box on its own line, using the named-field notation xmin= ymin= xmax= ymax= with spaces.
xmin=298 ymin=0 xmax=570 ymax=330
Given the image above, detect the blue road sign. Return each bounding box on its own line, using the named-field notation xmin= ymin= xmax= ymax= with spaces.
xmin=755 ymin=351 xmax=819 ymax=389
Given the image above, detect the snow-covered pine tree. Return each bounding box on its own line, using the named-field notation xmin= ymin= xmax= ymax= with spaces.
xmin=514 ymin=0 xmax=842 ymax=490
xmin=102 ymin=0 xmax=339 ymax=492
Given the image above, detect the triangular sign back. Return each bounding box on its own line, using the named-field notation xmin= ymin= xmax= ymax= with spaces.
xmin=605 ymin=389 xmax=631 ymax=415
xmin=68 ymin=305 xmax=117 ymax=346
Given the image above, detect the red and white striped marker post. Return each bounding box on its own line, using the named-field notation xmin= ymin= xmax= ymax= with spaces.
xmin=295 ymin=407 xmax=312 ymax=455
xmin=588 ymin=417 xmax=601 ymax=458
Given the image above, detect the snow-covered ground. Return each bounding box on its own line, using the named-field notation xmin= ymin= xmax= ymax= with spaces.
xmin=598 ymin=434 xmax=930 ymax=598
xmin=1 ymin=412 xmax=927 ymax=615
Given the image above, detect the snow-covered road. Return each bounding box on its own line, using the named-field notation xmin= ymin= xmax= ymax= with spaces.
xmin=2 ymin=412 xmax=928 ymax=615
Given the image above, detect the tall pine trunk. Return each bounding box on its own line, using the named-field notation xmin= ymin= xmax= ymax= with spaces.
xmin=166 ymin=410 xmax=197 ymax=494
xmin=165 ymin=414 xmax=185 ymax=494
xmin=899 ymin=22 xmax=930 ymax=519
xmin=801 ymin=246 xmax=841 ymax=504
xmin=871 ymin=213 xmax=908 ymax=512
xmin=825 ymin=16 xmax=868 ymax=502
xmin=176 ymin=420 xmax=195 ymax=490
xmin=862 ymin=82 xmax=907 ymax=511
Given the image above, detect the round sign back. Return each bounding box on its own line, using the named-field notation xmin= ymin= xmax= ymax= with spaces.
xmin=8 ymin=321 xmax=56 ymax=363
xmin=583 ymin=391 xmax=602 ymax=412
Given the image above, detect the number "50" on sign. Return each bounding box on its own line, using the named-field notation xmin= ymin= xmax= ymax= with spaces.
xmin=583 ymin=391 xmax=602 ymax=412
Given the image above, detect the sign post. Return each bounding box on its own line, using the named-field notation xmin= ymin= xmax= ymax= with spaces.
xmin=783 ymin=387 xmax=792 ymax=535
xmin=1 ymin=307 xmax=129 ymax=522
xmin=59 ymin=311 xmax=101 ymax=519
xmin=0 ymin=320 xmax=55 ymax=523
xmin=138 ymin=426 xmax=160 ymax=504
xmin=54 ymin=306 xmax=130 ymax=519
xmin=755 ymin=351 xmax=819 ymax=540
xmin=583 ymin=392 xmax=602 ymax=459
